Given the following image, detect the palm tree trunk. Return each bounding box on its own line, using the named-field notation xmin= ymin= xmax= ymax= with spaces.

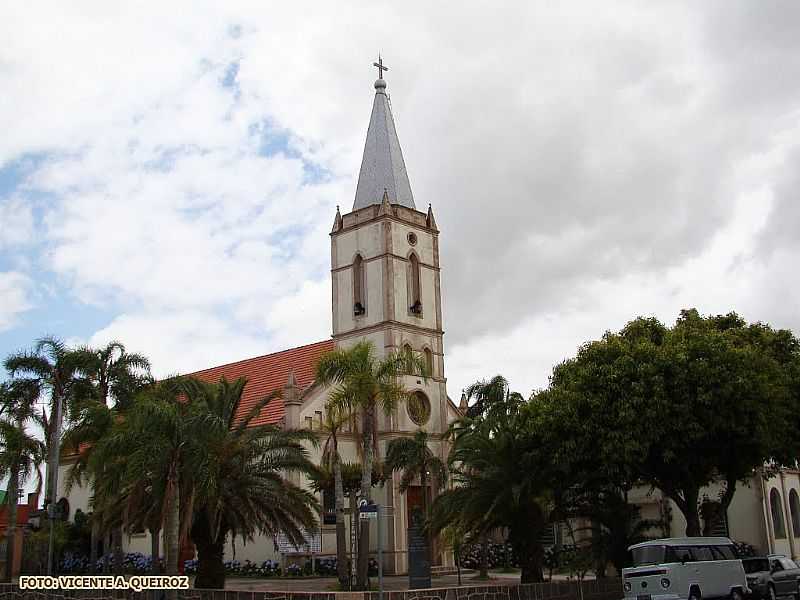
xmin=150 ymin=526 xmax=161 ymax=574
xmin=334 ymin=459 xmax=348 ymax=588
xmin=3 ymin=469 xmax=19 ymax=582
xmin=479 ymin=534 xmax=488 ymax=579
xmin=357 ymin=407 xmax=373 ymax=589
xmin=45 ymin=392 xmax=63 ymax=576
xmin=89 ymin=519 xmax=99 ymax=574
xmin=165 ymin=475 xmax=180 ymax=575
xmin=112 ymin=527 xmax=123 ymax=575
xmin=103 ymin=531 xmax=111 ymax=573
xmin=192 ymin=514 xmax=225 ymax=589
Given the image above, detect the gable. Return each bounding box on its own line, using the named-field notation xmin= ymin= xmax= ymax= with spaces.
xmin=187 ymin=339 xmax=334 ymax=426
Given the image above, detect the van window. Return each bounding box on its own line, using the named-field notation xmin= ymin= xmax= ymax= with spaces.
xmin=665 ymin=546 xmax=695 ymax=563
xmin=692 ymin=547 xmax=714 ymax=561
xmin=632 ymin=546 xmax=666 ymax=566
xmin=711 ymin=545 xmax=736 ymax=560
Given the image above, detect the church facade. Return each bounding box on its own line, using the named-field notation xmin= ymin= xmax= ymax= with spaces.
xmin=58 ymin=68 xmax=461 ymax=576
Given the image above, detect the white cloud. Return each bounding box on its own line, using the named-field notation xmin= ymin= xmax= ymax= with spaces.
xmin=88 ymin=311 xmax=267 ymax=378
xmin=0 ymin=197 xmax=34 ymax=247
xmin=0 ymin=271 xmax=32 ymax=332
xmin=2 ymin=1 xmax=800 ymax=397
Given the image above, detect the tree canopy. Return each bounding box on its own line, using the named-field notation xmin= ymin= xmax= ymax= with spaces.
xmin=536 ymin=309 xmax=800 ymax=535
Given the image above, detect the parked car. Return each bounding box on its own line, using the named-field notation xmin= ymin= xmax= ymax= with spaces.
xmin=623 ymin=537 xmax=749 ymax=600
xmin=767 ymin=555 xmax=800 ymax=599
xmin=743 ymin=557 xmax=773 ymax=599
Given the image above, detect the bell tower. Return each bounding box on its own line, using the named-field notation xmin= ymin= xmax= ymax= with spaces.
xmin=329 ymin=61 xmax=450 ymax=572
xmin=329 ymin=66 xmax=446 ymax=425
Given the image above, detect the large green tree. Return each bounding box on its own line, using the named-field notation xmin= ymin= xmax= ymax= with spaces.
xmin=182 ymin=376 xmax=319 ymax=589
xmin=539 ymin=309 xmax=800 ymax=536
xmin=0 ymin=379 xmax=46 ymax=582
xmin=315 ymin=340 xmax=426 ymax=589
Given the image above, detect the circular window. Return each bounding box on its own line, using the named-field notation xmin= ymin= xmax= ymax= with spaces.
xmin=407 ymin=391 xmax=431 ymax=426
xmin=407 ymin=232 xmax=417 ymax=246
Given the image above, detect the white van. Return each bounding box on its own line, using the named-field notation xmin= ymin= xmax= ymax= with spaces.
xmin=622 ymin=537 xmax=749 ymax=600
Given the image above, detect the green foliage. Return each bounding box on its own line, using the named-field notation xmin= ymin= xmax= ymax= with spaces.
xmin=309 ymin=461 xmax=386 ymax=494
xmin=385 ymin=429 xmax=448 ymax=503
xmin=431 ymin=376 xmax=551 ymax=584
xmin=536 ymin=309 xmax=800 ymax=536
xmin=314 ymin=340 xmax=427 ymax=589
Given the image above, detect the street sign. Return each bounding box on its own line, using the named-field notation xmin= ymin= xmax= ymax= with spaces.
xmin=359 ymin=501 xmax=378 ymax=519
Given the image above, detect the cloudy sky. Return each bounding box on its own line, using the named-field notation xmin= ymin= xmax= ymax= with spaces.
xmin=1 ymin=1 xmax=799 ymax=399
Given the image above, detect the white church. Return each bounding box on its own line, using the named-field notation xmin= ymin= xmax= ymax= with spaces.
xmin=58 ymin=64 xmax=463 ymax=576
xmin=55 ymin=63 xmax=800 ymax=579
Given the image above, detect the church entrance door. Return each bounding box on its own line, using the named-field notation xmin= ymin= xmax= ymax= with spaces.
xmin=405 ymin=485 xmax=441 ymax=566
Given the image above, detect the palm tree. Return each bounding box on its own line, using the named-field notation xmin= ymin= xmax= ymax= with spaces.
xmin=182 ymin=376 xmax=320 ymax=589
xmin=89 ymin=377 xmax=187 ymax=577
xmin=315 ymin=340 xmax=427 ymax=589
xmin=320 ymin=403 xmax=349 ymax=588
xmin=560 ymin=484 xmax=661 ymax=574
xmin=431 ymin=376 xmax=550 ymax=584
xmin=0 ymin=379 xmax=46 ymax=581
xmin=4 ymin=338 xmax=85 ymax=527
xmin=62 ymin=398 xmax=115 ymax=573
xmin=63 ymin=341 xmax=151 ymax=574
xmin=385 ymin=429 xmax=447 ymax=562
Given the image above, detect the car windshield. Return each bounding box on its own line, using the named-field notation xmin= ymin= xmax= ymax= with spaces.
xmin=780 ymin=559 xmax=798 ymax=570
xmin=743 ymin=558 xmax=770 ymax=574
xmin=632 ymin=545 xmax=666 ymax=566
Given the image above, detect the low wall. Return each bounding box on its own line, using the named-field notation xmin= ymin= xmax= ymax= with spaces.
xmin=0 ymin=579 xmax=621 ymax=600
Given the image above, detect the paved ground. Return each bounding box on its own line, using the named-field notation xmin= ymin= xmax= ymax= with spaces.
xmin=224 ymin=571 xmax=583 ymax=592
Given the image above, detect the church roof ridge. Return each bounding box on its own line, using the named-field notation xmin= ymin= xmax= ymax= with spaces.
xmin=185 ymin=338 xmax=335 ymax=427
xmin=352 ymin=57 xmax=415 ymax=211
xmin=185 ymin=338 xmax=333 ymax=377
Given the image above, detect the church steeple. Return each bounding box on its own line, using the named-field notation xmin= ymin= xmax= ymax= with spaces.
xmin=352 ymin=57 xmax=415 ymax=211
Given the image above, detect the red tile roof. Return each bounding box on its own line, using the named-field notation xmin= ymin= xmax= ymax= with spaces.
xmin=186 ymin=339 xmax=334 ymax=426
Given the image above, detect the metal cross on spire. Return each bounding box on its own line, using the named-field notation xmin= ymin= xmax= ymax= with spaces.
xmin=373 ymin=55 xmax=388 ymax=79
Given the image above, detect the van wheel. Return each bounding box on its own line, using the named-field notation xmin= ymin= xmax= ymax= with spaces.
xmin=689 ymin=587 xmax=701 ymax=600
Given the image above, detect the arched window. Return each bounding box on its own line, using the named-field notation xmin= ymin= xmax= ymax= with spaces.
xmin=353 ymin=254 xmax=365 ymax=315
xmin=790 ymin=489 xmax=800 ymax=538
xmin=771 ymin=488 xmax=787 ymax=539
xmin=409 ymin=253 xmax=422 ymax=314
xmin=423 ymin=347 xmax=433 ymax=376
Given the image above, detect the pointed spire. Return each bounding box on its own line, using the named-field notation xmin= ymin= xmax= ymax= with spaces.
xmin=426 ymin=203 xmax=437 ymax=230
xmin=331 ymin=205 xmax=343 ymax=232
xmin=353 ymin=60 xmax=415 ymax=211
xmin=286 ymin=370 xmax=298 ymax=388
xmin=459 ymin=391 xmax=468 ymax=412
xmin=378 ymin=188 xmax=394 ymax=216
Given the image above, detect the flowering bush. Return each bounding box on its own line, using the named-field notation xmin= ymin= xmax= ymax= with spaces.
xmin=63 ymin=552 xmax=376 ymax=578
xmin=184 ymin=558 xmax=282 ymax=577
xmin=460 ymin=542 xmax=520 ymax=570
xmin=60 ymin=552 xmax=164 ymax=574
